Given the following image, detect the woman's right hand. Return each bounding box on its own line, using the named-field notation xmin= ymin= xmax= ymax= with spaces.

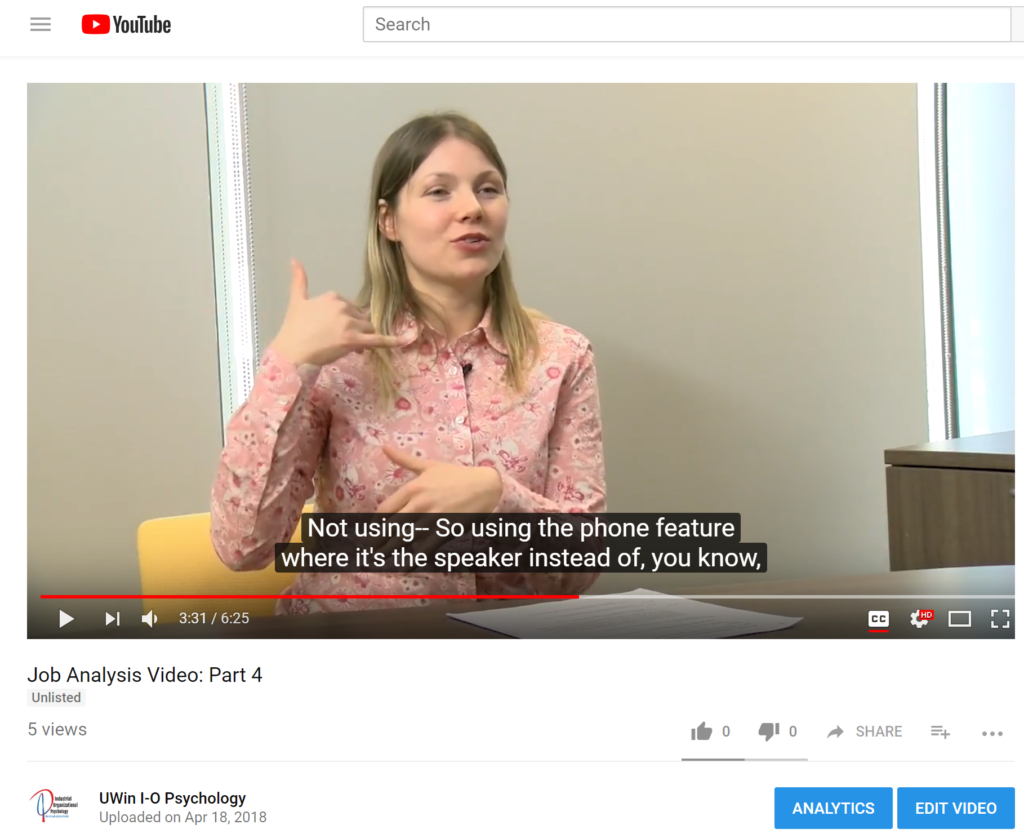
xmin=269 ymin=259 xmax=410 ymax=367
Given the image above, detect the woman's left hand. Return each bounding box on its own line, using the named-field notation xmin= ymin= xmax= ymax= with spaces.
xmin=378 ymin=446 xmax=503 ymax=514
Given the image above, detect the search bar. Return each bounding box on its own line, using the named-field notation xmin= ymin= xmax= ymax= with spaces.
xmin=363 ymin=6 xmax=1012 ymax=42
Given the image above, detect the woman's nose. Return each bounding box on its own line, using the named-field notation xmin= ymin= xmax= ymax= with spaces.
xmin=456 ymin=192 xmax=484 ymax=220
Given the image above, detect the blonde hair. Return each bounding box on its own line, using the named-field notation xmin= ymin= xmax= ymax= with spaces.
xmin=356 ymin=112 xmax=542 ymax=405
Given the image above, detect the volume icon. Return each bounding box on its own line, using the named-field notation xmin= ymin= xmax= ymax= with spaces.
xmin=141 ymin=610 xmax=158 ymax=628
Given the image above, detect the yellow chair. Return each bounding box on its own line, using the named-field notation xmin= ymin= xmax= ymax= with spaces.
xmin=138 ymin=505 xmax=311 ymax=623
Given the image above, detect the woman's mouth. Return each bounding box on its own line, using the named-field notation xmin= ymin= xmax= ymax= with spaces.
xmin=452 ymin=235 xmax=491 ymax=252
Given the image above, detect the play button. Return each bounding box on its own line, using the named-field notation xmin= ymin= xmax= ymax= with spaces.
xmin=81 ymin=14 xmax=111 ymax=34
xmin=58 ymin=610 xmax=75 ymax=628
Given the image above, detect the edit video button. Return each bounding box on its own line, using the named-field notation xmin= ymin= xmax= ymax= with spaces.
xmin=774 ymin=788 xmax=893 ymax=829
xmin=897 ymin=788 xmax=1015 ymax=829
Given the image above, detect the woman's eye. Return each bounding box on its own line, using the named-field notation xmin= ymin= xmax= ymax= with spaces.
xmin=426 ymin=185 xmax=501 ymax=198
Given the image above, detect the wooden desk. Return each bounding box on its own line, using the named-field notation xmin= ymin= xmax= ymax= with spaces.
xmin=885 ymin=431 xmax=1015 ymax=571
xmin=45 ymin=566 xmax=1013 ymax=640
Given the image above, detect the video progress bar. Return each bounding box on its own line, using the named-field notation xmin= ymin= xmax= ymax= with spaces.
xmin=681 ymin=758 xmax=809 ymax=761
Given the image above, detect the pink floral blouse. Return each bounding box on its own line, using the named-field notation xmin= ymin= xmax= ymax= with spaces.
xmin=210 ymin=308 xmax=606 ymax=614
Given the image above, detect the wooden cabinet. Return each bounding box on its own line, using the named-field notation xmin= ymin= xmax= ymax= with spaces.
xmin=885 ymin=431 xmax=1015 ymax=571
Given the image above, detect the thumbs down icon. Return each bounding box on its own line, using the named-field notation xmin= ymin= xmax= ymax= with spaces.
xmin=691 ymin=722 xmax=712 ymax=740
xmin=759 ymin=722 xmax=780 ymax=741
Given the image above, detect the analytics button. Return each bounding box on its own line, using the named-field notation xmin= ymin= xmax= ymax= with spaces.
xmin=897 ymin=787 xmax=1015 ymax=829
xmin=775 ymin=787 xmax=893 ymax=829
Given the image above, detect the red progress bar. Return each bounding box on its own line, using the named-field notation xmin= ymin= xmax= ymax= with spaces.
xmin=868 ymin=629 xmax=889 ymax=633
xmin=40 ymin=594 xmax=579 ymax=600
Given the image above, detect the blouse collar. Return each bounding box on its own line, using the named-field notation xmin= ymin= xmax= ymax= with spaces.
xmin=393 ymin=305 xmax=508 ymax=356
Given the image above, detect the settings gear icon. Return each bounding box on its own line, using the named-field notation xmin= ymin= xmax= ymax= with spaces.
xmin=910 ymin=609 xmax=929 ymax=628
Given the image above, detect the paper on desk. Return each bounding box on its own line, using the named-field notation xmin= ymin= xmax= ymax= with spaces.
xmin=448 ymin=589 xmax=802 ymax=639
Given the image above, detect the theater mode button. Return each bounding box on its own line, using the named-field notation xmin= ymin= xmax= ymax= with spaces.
xmin=897 ymin=787 xmax=1015 ymax=829
xmin=775 ymin=788 xmax=893 ymax=829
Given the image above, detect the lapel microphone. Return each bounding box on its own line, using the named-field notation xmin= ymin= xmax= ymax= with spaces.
xmin=462 ymin=363 xmax=473 ymax=376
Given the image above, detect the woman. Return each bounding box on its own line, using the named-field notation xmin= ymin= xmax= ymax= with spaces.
xmin=210 ymin=112 xmax=607 ymax=614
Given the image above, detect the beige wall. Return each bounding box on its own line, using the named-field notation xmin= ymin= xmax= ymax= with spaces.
xmin=244 ymin=84 xmax=928 ymax=593
xmin=27 ymin=83 xmax=928 ymax=614
xmin=27 ymin=84 xmax=223 ymax=626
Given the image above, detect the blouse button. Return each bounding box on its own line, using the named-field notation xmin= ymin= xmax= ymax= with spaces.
xmin=455 ymin=416 xmax=466 ymax=425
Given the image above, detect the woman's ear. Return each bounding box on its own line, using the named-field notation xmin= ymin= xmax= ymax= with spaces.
xmin=378 ymin=199 xmax=398 ymax=242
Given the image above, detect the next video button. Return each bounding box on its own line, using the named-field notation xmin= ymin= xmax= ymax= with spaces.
xmin=897 ymin=787 xmax=1015 ymax=829
xmin=775 ymin=787 xmax=893 ymax=829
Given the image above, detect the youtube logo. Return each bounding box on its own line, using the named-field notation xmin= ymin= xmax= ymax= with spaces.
xmin=82 ymin=14 xmax=111 ymax=34
xmin=80 ymin=14 xmax=172 ymax=34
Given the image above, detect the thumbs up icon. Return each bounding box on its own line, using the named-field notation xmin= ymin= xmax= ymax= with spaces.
xmin=691 ymin=722 xmax=712 ymax=741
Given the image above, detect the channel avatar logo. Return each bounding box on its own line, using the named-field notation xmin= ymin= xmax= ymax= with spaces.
xmin=31 ymin=789 xmax=54 ymax=822
xmin=29 ymin=789 xmax=76 ymax=821
xmin=82 ymin=14 xmax=111 ymax=34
